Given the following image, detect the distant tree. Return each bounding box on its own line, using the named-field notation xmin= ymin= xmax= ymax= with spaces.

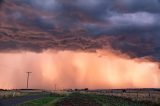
xmin=122 ymin=89 xmax=126 ymax=93
xmin=75 ymin=89 xmax=78 ymax=91
xmin=84 ymin=88 xmax=89 ymax=91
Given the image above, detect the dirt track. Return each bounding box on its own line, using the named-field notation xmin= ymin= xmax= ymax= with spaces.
xmin=0 ymin=94 xmax=49 ymax=106
xmin=56 ymin=93 xmax=100 ymax=106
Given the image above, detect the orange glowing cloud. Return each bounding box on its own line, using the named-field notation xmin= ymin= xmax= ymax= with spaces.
xmin=0 ymin=49 xmax=159 ymax=90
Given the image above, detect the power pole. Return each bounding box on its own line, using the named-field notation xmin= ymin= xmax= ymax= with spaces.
xmin=26 ymin=72 xmax=32 ymax=89
xmin=54 ymin=84 xmax=57 ymax=91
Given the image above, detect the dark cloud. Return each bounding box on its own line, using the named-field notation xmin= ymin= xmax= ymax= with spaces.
xmin=0 ymin=0 xmax=4 ymax=6
xmin=33 ymin=17 xmax=54 ymax=30
xmin=117 ymin=0 xmax=160 ymax=13
xmin=0 ymin=0 xmax=160 ymax=61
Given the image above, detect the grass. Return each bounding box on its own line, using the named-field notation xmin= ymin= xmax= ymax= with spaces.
xmin=89 ymin=93 xmax=145 ymax=106
xmin=17 ymin=92 xmax=160 ymax=106
xmin=55 ymin=92 xmax=100 ymax=106
xmin=18 ymin=97 xmax=57 ymax=106
xmin=88 ymin=93 xmax=160 ymax=106
xmin=18 ymin=93 xmax=65 ymax=106
xmin=0 ymin=91 xmax=28 ymax=99
xmin=0 ymin=90 xmax=44 ymax=99
xmin=108 ymin=92 xmax=160 ymax=103
xmin=55 ymin=92 xmax=154 ymax=106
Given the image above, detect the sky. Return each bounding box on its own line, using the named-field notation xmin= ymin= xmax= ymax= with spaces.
xmin=0 ymin=0 xmax=160 ymax=89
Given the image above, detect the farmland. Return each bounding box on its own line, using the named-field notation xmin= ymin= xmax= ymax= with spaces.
xmin=0 ymin=89 xmax=46 ymax=99
xmin=18 ymin=94 xmax=64 ymax=106
xmin=0 ymin=90 xmax=28 ymax=99
xmin=0 ymin=89 xmax=51 ymax=106
xmin=55 ymin=92 xmax=160 ymax=106
xmin=1 ymin=89 xmax=160 ymax=106
xmin=91 ymin=89 xmax=160 ymax=103
xmin=17 ymin=90 xmax=160 ymax=106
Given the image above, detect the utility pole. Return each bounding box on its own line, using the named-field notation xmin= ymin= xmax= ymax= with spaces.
xmin=54 ymin=84 xmax=57 ymax=91
xmin=26 ymin=72 xmax=32 ymax=89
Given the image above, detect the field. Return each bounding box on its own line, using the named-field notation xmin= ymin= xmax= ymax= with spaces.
xmin=18 ymin=91 xmax=160 ymax=106
xmin=18 ymin=94 xmax=64 ymax=106
xmin=108 ymin=92 xmax=160 ymax=103
xmin=0 ymin=90 xmax=27 ymax=99
xmin=1 ymin=89 xmax=160 ymax=106
xmin=0 ymin=89 xmax=45 ymax=99
xmin=91 ymin=89 xmax=160 ymax=103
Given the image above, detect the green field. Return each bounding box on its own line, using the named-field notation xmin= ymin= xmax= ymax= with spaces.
xmin=17 ymin=93 xmax=65 ymax=106
xmin=17 ymin=92 xmax=160 ymax=106
xmin=18 ymin=97 xmax=59 ymax=106
xmin=89 ymin=93 xmax=152 ymax=106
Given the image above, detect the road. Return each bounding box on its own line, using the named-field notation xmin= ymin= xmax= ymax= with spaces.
xmin=0 ymin=94 xmax=49 ymax=106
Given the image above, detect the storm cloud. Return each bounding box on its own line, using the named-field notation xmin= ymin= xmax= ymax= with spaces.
xmin=0 ymin=0 xmax=160 ymax=60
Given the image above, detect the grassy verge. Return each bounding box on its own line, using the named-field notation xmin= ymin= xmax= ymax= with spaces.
xmin=18 ymin=93 xmax=65 ymax=106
